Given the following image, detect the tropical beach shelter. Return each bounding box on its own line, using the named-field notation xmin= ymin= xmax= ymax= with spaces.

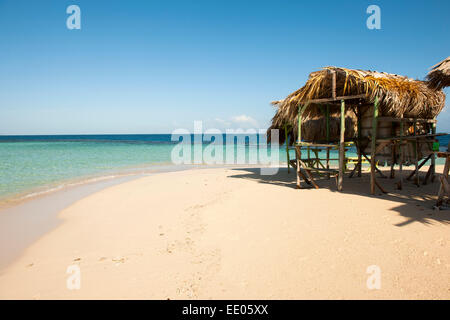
xmin=269 ymin=60 xmax=448 ymax=195
xmin=427 ymin=57 xmax=450 ymax=206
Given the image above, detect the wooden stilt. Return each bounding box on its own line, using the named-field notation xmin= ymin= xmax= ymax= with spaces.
xmin=298 ymin=160 xmax=319 ymax=189
xmin=436 ymin=141 xmax=450 ymax=206
xmin=298 ymin=168 xmax=312 ymax=185
xmin=284 ymin=125 xmax=290 ymax=173
xmin=390 ymin=142 xmax=395 ymax=179
xmin=296 ymin=104 xmax=305 ymax=189
xmin=326 ymin=105 xmax=330 ymax=179
xmin=389 ymin=116 xmax=396 ymax=179
xmin=431 ymin=120 xmax=436 ymax=182
xmin=361 ymin=150 xmax=386 ymax=178
xmin=370 ymin=97 xmax=379 ymax=195
xmin=349 ymin=162 xmax=359 ymax=178
xmin=436 ymin=155 xmax=450 ymax=206
xmin=406 ymin=154 xmax=432 ymax=180
xmin=397 ymin=117 xmax=404 ymax=190
xmin=357 ymin=104 xmax=362 ymax=177
xmin=338 ymin=99 xmax=345 ymax=191
xmin=296 ymin=146 xmax=301 ymax=189
xmin=423 ymin=163 xmax=434 ymax=185
xmin=375 ymin=178 xmax=388 ymax=194
xmin=307 ymin=146 xmax=311 ymax=167
xmin=413 ymin=121 xmax=420 ymax=186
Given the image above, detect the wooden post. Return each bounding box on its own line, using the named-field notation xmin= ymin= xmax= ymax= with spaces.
xmin=284 ymin=125 xmax=290 ymax=173
xmin=397 ymin=117 xmax=404 ymax=190
xmin=326 ymin=105 xmax=330 ymax=179
xmin=370 ymin=97 xmax=379 ymax=195
xmin=389 ymin=120 xmax=395 ymax=179
xmin=436 ymin=154 xmax=449 ymax=207
xmin=296 ymin=104 xmax=304 ymax=189
xmin=357 ymin=103 xmax=362 ymax=177
xmin=296 ymin=146 xmax=302 ymax=189
xmin=307 ymin=146 xmax=311 ymax=167
xmin=298 ymin=104 xmax=303 ymax=143
xmin=431 ymin=120 xmax=436 ymax=182
xmin=390 ymin=142 xmax=395 ymax=179
xmin=338 ymin=99 xmax=345 ymax=191
xmin=413 ymin=120 xmax=419 ymax=187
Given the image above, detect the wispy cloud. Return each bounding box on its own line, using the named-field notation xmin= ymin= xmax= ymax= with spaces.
xmin=230 ymin=114 xmax=259 ymax=128
xmin=207 ymin=115 xmax=260 ymax=129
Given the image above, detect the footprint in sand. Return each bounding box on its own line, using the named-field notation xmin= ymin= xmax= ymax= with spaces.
xmin=112 ymin=256 xmax=126 ymax=265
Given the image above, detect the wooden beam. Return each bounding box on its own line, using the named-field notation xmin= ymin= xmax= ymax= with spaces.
xmin=375 ymin=133 xmax=446 ymax=142
xmin=298 ymin=160 xmax=320 ymax=189
xmin=375 ymin=178 xmax=388 ymax=194
xmin=298 ymin=169 xmax=312 ymax=186
xmin=374 ymin=141 xmax=390 ymax=155
xmin=361 ymin=151 xmax=386 ymax=178
xmin=370 ymin=96 xmax=379 ymax=195
xmin=307 ymin=94 xmax=366 ymax=104
xmin=297 ymin=142 xmax=339 ymax=148
xmin=437 ymin=152 xmax=450 ymax=158
xmin=298 ymin=166 xmax=339 ymax=173
xmin=338 ymin=99 xmax=345 ymax=191
xmin=377 ymin=117 xmax=437 ymax=124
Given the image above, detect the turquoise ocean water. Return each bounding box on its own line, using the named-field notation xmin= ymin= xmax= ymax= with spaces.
xmin=0 ymin=134 xmax=448 ymax=202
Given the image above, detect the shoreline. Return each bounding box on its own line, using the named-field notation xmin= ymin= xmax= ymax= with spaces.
xmin=0 ymin=162 xmax=174 ymax=209
xmin=0 ymin=163 xmax=240 ymax=210
xmin=0 ymin=164 xmax=449 ymax=299
xmin=0 ymin=163 xmax=275 ymax=270
xmin=2 ymin=158 xmax=447 ymax=210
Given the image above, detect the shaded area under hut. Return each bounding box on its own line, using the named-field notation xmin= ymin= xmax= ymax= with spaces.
xmin=268 ymin=62 xmax=448 ymax=194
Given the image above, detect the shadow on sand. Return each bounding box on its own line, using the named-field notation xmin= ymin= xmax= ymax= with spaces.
xmin=227 ymin=167 xmax=449 ymax=227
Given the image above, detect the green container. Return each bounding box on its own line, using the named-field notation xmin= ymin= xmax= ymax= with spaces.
xmin=432 ymin=141 xmax=440 ymax=151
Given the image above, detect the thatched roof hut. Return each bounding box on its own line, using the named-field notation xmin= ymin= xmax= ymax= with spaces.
xmin=426 ymin=56 xmax=450 ymax=90
xmin=269 ymin=66 xmax=446 ymax=144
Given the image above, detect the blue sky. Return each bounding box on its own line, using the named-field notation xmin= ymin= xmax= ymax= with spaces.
xmin=0 ymin=0 xmax=449 ymax=134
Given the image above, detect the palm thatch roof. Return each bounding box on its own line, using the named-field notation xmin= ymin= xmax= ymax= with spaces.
xmin=426 ymin=56 xmax=450 ymax=90
xmin=269 ymin=66 xmax=446 ymax=144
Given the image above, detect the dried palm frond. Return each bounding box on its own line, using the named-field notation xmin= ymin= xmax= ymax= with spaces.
xmin=268 ymin=66 xmax=446 ymax=145
xmin=426 ymin=56 xmax=450 ymax=90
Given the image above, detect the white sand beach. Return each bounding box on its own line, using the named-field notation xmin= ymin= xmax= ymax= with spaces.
xmin=0 ymin=166 xmax=449 ymax=299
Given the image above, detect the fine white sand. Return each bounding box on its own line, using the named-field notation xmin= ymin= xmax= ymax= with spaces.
xmin=0 ymin=166 xmax=449 ymax=299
